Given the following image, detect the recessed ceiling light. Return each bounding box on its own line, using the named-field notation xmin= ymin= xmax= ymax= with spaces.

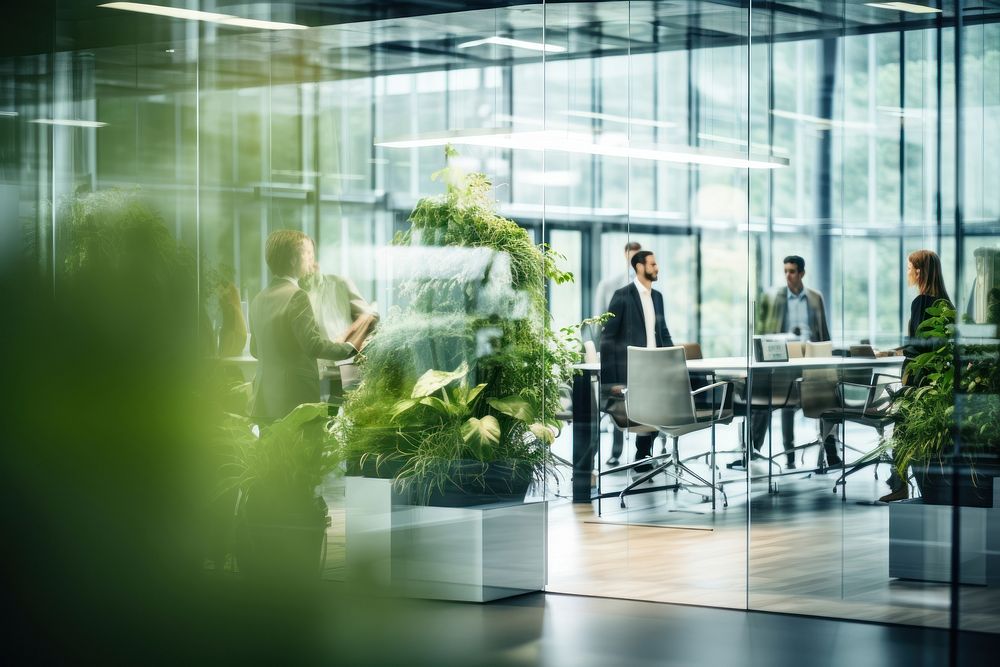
xmin=99 ymin=2 xmax=307 ymax=30
xmin=31 ymin=119 xmax=107 ymax=128
xmin=865 ymin=2 xmax=942 ymax=14
xmin=458 ymin=36 xmax=565 ymax=54
xmin=165 ymin=48 xmax=175 ymax=53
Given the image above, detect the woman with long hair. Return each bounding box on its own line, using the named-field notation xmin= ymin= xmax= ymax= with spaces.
xmin=880 ymin=249 xmax=953 ymax=502
xmin=905 ymin=249 xmax=951 ymax=343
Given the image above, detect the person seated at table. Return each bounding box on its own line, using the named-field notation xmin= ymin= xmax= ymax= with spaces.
xmin=248 ymin=230 xmax=357 ymax=424
xmin=879 ymin=249 xmax=953 ymax=502
xmin=737 ymin=255 xmax=838 ymax=470
xmin=600 ymin=250 xmax=673 ymax=474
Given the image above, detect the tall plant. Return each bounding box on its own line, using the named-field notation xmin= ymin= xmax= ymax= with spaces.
xmin=885 ymin=299 xmax=1000 ymax=478
xmin=336 ymin=148 xmax=580 ymax=502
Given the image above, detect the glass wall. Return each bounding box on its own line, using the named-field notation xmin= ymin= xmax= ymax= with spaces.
xmin=2 ymin=0 xmax=997 ymax=644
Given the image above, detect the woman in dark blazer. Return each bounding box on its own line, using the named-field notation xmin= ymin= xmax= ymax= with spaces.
xmin=881 ymin=249 xmax=952 ymax=502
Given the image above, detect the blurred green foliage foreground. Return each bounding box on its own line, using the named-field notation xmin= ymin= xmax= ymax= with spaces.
xmin=0 ymin=190 xmax=526 ymax=664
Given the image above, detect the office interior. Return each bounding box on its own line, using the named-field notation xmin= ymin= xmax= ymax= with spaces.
xmin=3 ymin=0 xmax=999 ymax=657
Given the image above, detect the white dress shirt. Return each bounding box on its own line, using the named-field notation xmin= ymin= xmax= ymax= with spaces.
xmin=785 ymin=287 xmax=811 ymax=340
xmin=633 ymin=278 xmax=657 ymax=348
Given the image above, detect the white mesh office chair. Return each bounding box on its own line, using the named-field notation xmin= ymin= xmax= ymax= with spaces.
xmin=620 ymin=346 xmax=735 ymax=509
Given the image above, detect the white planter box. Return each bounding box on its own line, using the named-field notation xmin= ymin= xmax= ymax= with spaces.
xmin=345 ymin=476 xmax=547 ymax=602
xmin=888 ymin=483 xmax=1000 ymax=586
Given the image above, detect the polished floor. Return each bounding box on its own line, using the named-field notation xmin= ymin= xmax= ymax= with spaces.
xmin=324 ymin=411 xmax=1000 ymax=637
xmin=282 ymin=584 xmax=998 ymax=666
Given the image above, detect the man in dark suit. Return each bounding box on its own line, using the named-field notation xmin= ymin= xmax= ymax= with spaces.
xmin=600 ymin=250 xmax=673 ymax=472
xmin=249 ymin=230 xmax=357 ymax=423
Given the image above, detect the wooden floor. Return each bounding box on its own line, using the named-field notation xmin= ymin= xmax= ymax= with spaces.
xmin=323 ymin=417 xmax=1000 ymax=635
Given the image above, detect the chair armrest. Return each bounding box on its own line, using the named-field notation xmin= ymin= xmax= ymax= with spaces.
xmin=692 ymin=380 xmax=731 ymax=421
xmin=691 ymin=380 xmax=729 ymax=396
xmin=835 ymin=380 xmax=875 ymax=411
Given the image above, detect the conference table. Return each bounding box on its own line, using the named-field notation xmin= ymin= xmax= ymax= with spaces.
xmin=569 ymin=355 xmax=905 ymax=504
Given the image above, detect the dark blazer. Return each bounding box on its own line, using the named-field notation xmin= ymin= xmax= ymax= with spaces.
xmin=757 ymin=286 xmax=831 ymax=342
xmin=249 ymin=278 xmax=356 ymax=422
xmin=600 ymin=283 xmax=673 ymax=387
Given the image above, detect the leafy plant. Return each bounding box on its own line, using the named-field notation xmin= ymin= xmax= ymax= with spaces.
xmin=336 ymin=147 xmax=582 ymax=503
xmin=884 ymin=299 xmax=1000 ymax=479
xmin=219 ymin=403 xmax=338 ymax=520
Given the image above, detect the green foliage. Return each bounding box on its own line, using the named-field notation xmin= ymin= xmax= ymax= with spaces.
xmin=218 ymin=403 xmax=338 ymax=517
xmin=336 ymin=148 xmax=582 ymax=502
xmin=884 ymin=300 xmax=1000 ymax=478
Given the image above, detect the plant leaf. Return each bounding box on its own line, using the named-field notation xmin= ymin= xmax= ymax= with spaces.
xmin=466 ymin=383 xmax=488 ymax=406
xmin=488 ymin=395 xmax=536 ymax=422
xmin=418 ymin=396 xmax=450 ymax=414
xmin=529 ymin=423 xmax=555 ymax=445
xmin=411 ymin=361 xmax=469 ymax=398
xmin=462 ymin=415 xmax=500 ymax=447
xmin=390 ymin=398 xmax=422 ymax=421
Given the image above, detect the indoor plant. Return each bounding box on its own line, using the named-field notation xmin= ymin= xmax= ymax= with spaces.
xmin=335 ymin=147 xmax=578 ymax=506
xmin=884 ymin=299 xmax=1000 ymax=506
xmin=219 ymin=403 xmax=338 ymax=577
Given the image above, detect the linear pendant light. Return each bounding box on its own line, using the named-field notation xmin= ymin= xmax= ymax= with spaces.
xmin=99 ymin=2 xmax=308 ymax=30
xmin=864 ymin=2 xmax=942 ymax=14
xmin=375 ymin=129 xmax=788 ymax=170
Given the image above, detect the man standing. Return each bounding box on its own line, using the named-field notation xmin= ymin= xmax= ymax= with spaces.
xmin=593 ymin=241 xmax=641 ymax=466
xmin=249 ymin=230 xmax=357 ymax=423
xmin=751 ymin=255 xmax=838 ymax=468
xmin=600 ymin=250 xmax=673 ymax=472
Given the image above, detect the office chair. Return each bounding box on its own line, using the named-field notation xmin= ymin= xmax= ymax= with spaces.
xmin=729 ymin=364 xmax=800 ymax=475
xmin=821 ymin=372 xmax=903 ymax=500
xmin=620 ymin=346 xmax=734 ymax=510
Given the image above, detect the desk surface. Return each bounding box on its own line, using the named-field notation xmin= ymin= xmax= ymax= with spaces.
xmin=574 ymin=355 xmax=904 ymax=373
xmin=219 ymin=355 xmax=354 ymax=377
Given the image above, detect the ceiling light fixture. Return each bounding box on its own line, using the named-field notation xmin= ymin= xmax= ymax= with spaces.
xmin=770 ymin=109 xmax=874 ymax=131
xmin=31 ymin=119 xmax=107 ymax=127
xmin=458 ymin=36 xmax=566 ymax=54
xmin=99 ymin=2 xmax=307 ymax=30
xmin=864 ymin=2 xmax=942 ymax=14
xmin=563 ymin=110 xmax=677 ymax=129
xmin=375 ymin=129 xmax=788 ymax=170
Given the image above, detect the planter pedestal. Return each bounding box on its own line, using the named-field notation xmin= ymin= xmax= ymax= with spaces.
xmin=888 ymin=480 xmax=1000 ymax=585
xmin=345 ymin=476 xmax=547 ymax=601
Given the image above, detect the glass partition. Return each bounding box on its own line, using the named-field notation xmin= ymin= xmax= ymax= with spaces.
xmin=1 ymin=0 xmax=997 ymax=646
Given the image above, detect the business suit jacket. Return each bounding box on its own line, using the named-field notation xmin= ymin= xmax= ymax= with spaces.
xmin=249 ymin=278 xmax=356 ymax=422
xmin=757 ymin=286 xmax=830 ymax=342
xmin=600 ymin=283 xmax=673 ymax=388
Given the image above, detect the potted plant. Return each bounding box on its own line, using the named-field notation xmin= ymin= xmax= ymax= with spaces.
xmin=884 ymin=299 xmax=1000 ymax=506
xmin=219 ymin=403 xmax=338 ymax=578
xmin=335 ymin=147 xmax=578 ymax=506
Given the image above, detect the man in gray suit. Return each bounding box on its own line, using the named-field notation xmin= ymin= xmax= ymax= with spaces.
xmin=249 ymin=230 xmax=357 ymax=423
xmin=749 ymin=255 xmax=838 ymax=468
